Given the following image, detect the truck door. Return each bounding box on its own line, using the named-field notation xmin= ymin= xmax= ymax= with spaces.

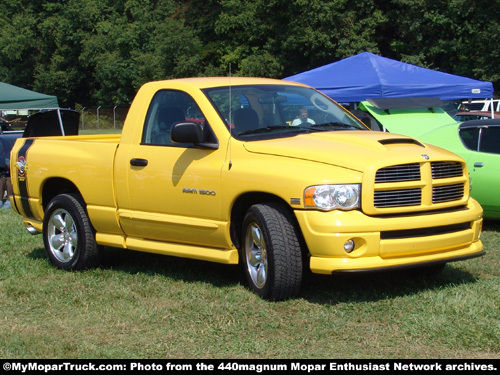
xmin=115 ymin=89 xmax=228 ymax=249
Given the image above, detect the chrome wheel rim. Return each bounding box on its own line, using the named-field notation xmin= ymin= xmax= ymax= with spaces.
xmin=244 ymin=223 xmax=268 ymax=289
xmin=47 ymin=208 xmax=78 ymax=263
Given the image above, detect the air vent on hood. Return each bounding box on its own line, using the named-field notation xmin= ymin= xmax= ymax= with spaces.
xmin=378 ymin=138 xmax=424 ymax=147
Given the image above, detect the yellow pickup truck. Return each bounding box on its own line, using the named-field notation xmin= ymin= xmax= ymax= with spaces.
xmin=10 ymin=77 xmax=484 ymax=300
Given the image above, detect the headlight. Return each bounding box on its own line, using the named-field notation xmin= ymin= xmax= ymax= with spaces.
xmin=304 ymin=184 xmax=360 ymax=211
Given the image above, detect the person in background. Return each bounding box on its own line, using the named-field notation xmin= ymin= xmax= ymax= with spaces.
xmin=0 ymin=176 xmax=11 ymax=210
xmin=0 ymin=149 xmax=12 ymax=209
xmin=291 ymin=107 xmax=315 ymax=126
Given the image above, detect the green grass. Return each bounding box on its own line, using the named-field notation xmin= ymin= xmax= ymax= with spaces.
xmin=79 ymin=128 xmax=122 ymax=135
xmin=1 ymin=208 xmax=499 ymax=359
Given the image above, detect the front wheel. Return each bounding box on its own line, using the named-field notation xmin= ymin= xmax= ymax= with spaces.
xmin=43 ymin=194 xmax=101 ymax=270
xmin=241 ymin=202 xmax=303 ymax=301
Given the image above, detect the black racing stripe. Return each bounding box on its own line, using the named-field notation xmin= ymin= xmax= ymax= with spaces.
xmin=16 ymin=138 xmax=35 ymax=219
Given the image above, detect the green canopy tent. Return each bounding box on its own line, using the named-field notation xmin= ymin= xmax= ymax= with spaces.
xmin=0 ymin=82 xmax=58 ymax=110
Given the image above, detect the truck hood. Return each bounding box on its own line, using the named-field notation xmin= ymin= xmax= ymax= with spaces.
xmin=243 ymin=131 xmax=457 ymax=172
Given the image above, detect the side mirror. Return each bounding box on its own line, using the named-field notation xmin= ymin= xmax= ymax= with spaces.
xmin=171 ymin=122 xmax=203 ymax=144
xmin=171 ymin=122 xmax=218 ymax=149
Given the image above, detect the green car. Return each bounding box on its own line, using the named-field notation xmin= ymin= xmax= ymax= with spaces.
xmin=358 ymin=98 xmax=500 ymax=219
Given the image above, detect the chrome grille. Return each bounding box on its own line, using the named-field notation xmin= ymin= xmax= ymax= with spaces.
xmin=374 ymin=188 xmax=421 ymax=207
xmin=433 ymin=184 xmax=464 ymax=203
xmin=432 ymin=162 xmax=463 ymax=179
xmin=375 ymin=163 xmax=420 ymax=183
xmin=372 ymin=161 xmax=466 ymax=210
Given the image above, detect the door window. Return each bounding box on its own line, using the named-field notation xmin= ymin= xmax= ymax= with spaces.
xmin=459 ymin=127 xmax=480 ymax=150
xmin=141 ymin=90 xmax=207 ymax=146
xmin=479 ymin=127 xmax=500 ymax=154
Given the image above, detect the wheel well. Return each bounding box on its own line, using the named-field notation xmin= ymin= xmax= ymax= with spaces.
xmin=42 ymin=178 xmax=81 ymax=210
xmin=230 ymin=193 xmax=305 ymax=251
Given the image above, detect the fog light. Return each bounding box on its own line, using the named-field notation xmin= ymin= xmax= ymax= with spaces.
xmin=344 ymin=239 xmax=355 ymax=253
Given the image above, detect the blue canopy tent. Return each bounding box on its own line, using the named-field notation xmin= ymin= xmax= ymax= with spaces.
xmin=284 ymin=52 xmax=494 ymax=102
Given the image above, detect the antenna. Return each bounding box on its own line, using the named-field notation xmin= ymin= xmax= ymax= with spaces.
xmin=228 ymin=63 xmax=233 ymax=170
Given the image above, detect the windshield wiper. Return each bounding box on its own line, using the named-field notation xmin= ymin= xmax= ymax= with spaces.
xmin=309 ymin=122 xmax=360 ymax=131
xmin=237 ymin=125 xmax=309 ymax=136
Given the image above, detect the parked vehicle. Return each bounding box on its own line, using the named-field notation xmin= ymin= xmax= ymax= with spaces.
xmin=10 ymin=78 xmax=484 ymax=300
xmin=357 ymin=97 xmax=455 ymax=136
xmin=453 ymin=111 xmax=500 ymax=122
xmin=1 ymin=109 xmax=78 ymax=171
xmin=417 ymin=119 xmax=500 ymax=219
xmin=0 ymin=131 xmax=24 ymax=173
xmin=358 ymin=98 xmax=500 ymax=219
xmin=462 ymin=99 xmax=500 ymax=113
xmin=22 ymin=109 xmax=79 ymax=137
xmin=1 ymin=109 xmax=80 ymax=208
xmin=0 ymin=130 xmax=23 ymax=209
xmin=1 ymin=118 xmax=12 ymax=131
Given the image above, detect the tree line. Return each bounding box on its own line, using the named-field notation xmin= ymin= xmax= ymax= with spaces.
xmin=1 ymin=0 xmax=498 ymax=108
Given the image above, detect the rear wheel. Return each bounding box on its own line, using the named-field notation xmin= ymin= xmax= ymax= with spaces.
xmin=241 ymin=202 xmax=303 ymax=301
xmin=43 ymin=194 xmax=101 ymax=270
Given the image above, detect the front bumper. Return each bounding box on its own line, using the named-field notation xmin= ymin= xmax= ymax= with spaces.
xmin=295 ymin=199 xmax=484 ymax=274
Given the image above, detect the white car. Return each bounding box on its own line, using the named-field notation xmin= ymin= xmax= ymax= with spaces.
xmin=462 ymin=99 xmax=500 ymax=112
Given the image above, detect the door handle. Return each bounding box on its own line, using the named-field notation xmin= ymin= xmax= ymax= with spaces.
xmin=473 ymin=162 xmax=484 ymax=168
xmin=130 ymin=158 xmax=148 ymax=167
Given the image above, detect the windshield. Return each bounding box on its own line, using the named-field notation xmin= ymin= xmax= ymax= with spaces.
xmin=203 ymin=84 xmax=367 ymax=140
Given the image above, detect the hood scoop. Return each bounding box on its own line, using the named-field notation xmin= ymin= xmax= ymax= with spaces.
xmin=379 ymin=138 xmax=425 ymax=147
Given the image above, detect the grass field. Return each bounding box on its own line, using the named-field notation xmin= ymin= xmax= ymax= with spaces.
xmin=0 ymin=207 xmax=499 ymax=359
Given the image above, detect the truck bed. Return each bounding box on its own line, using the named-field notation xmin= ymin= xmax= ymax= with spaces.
xmin=46 ymin=133 xmax=122 ymax=143
xmin=11 ymin=134 xmax=121 ymax=234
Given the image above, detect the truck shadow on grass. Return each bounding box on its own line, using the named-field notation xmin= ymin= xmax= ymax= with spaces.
xmin=97 ymin=245 xmax=483 ymax=305
xmin=483 ymin=219 xmax=500 ymax=231
xmin=28 ymin=245 xmax=481 ymax=305
xmin=299 ymin=265 xmax=479 ymax=305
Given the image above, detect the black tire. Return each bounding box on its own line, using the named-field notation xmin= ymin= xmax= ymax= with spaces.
xmin=241 ymin=202 xmax=303 ymax=301
xmin=43 ymin=193 xmax=101 ymax=270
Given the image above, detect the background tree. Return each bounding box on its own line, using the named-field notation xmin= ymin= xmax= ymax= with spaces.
xmin=0 ymin=0 xmax=498 ymax=107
